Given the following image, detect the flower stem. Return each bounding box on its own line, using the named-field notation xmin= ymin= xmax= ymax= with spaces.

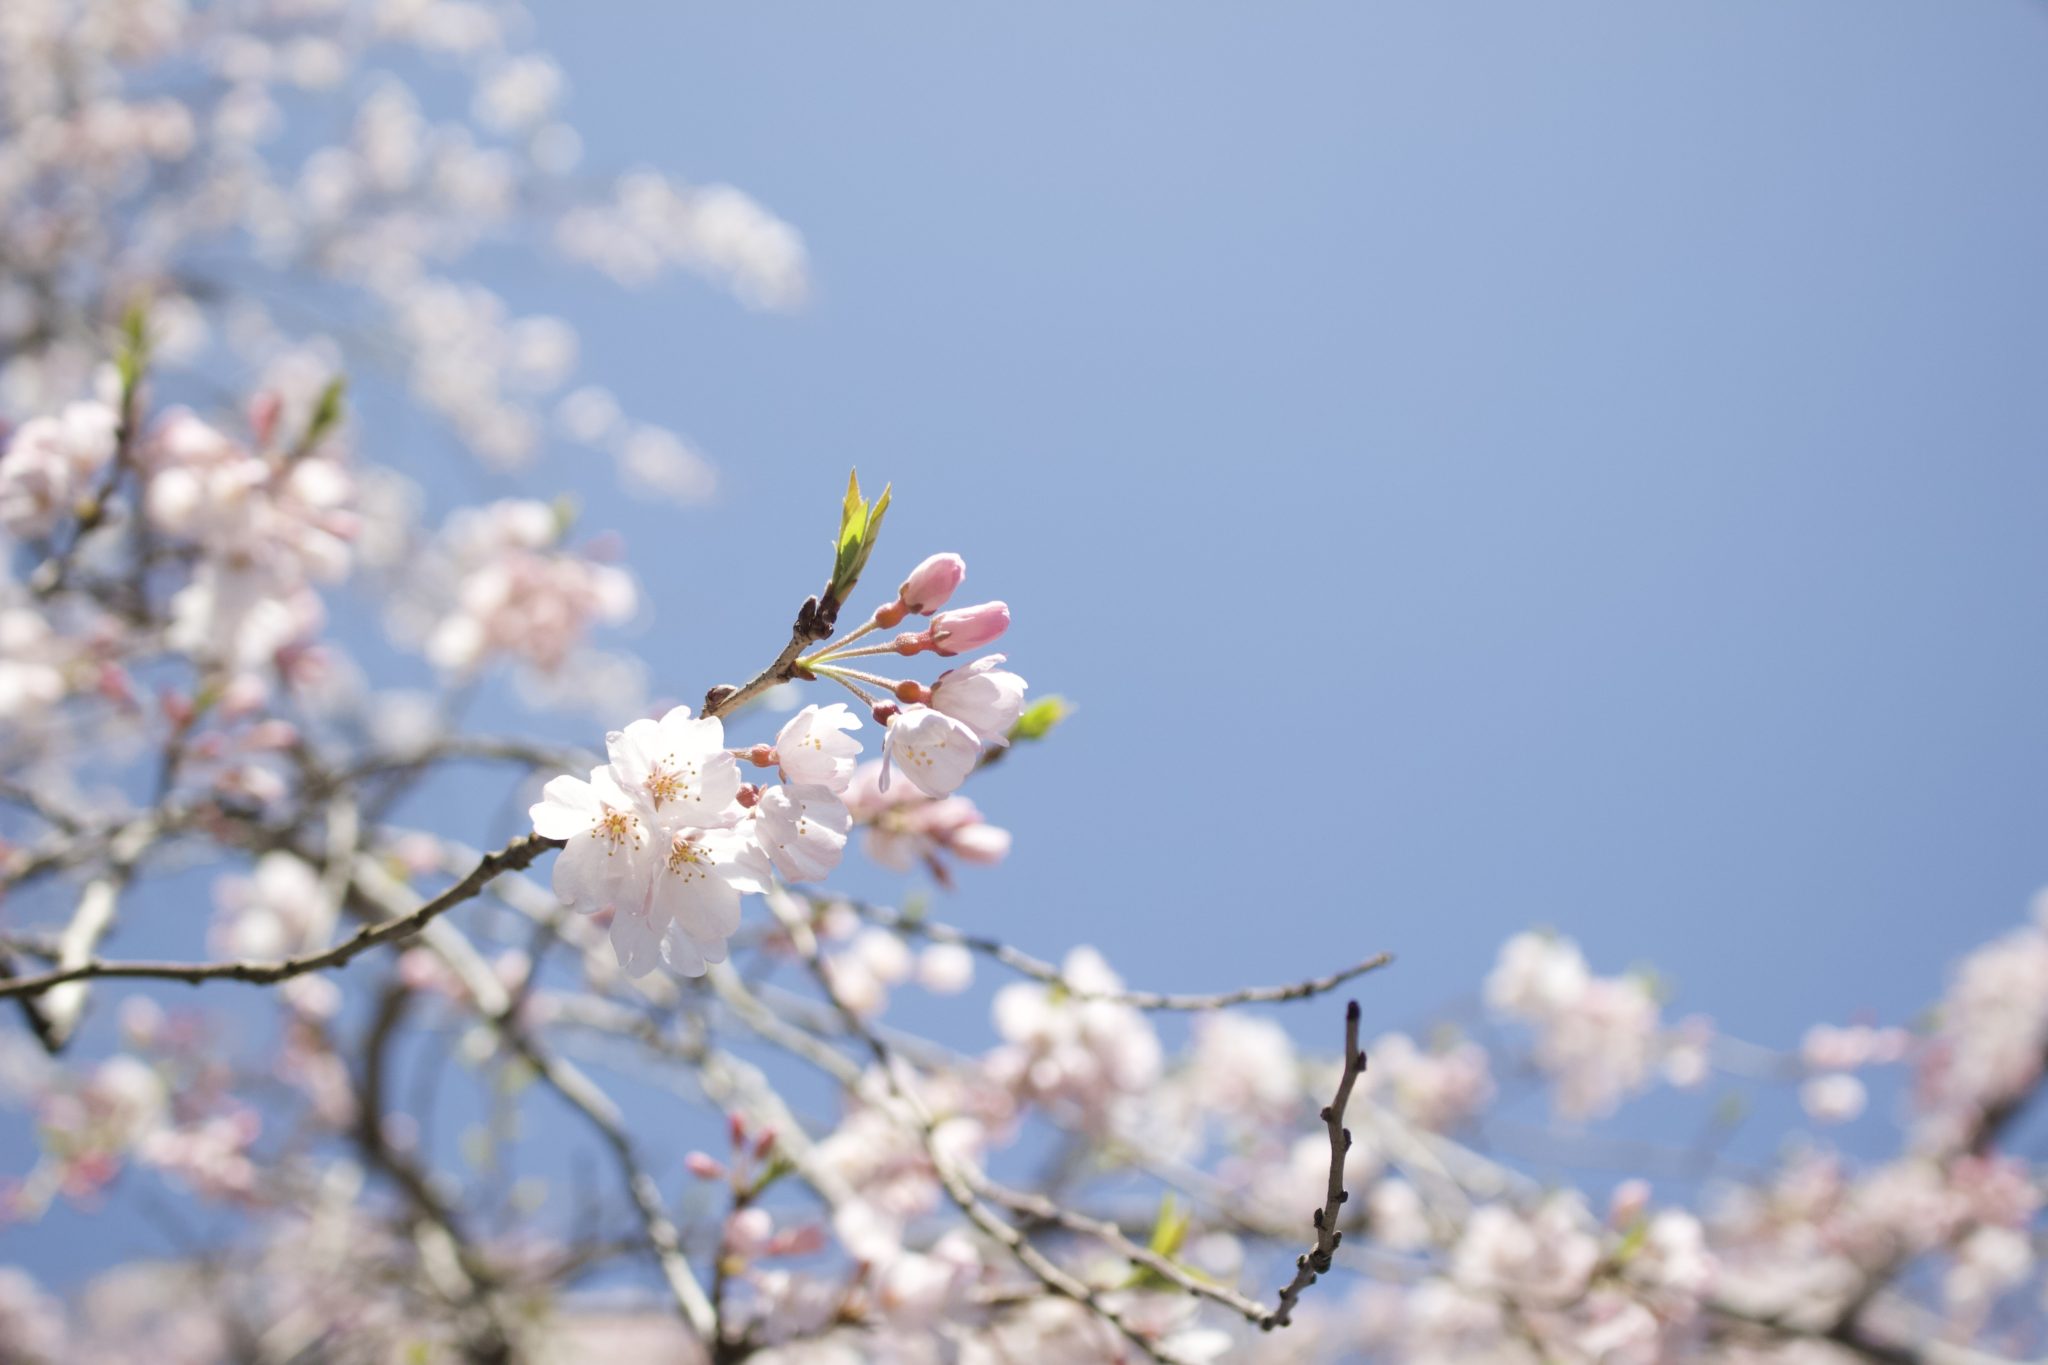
xmin=813 ymin=666 xmax=880 ymax=708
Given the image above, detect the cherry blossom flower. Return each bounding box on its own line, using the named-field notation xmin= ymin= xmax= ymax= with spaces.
xmin=929 ymin=653 xmax=1028 ymax=746
xmin=419 ymin=498 xmax=637 ymax=677
xmin=880 ymin=705 xmax=981 ymax=798
xmin=0 ymin=400 xmax=118 ymax=539
xmin=210 ymin=853 xmax=334 ymax=960
xmin=845 ymin=760 xmax=1011 ymax=882
xmin=530 ymin=710 xmax=766 ymax=976
xmin=989 ymin=947 xmax=1162 ymax=1127
xmin=753 ymin=782 xmax=852 ymax=883
xmin=774 ymin=702 xmax=863 ymax=791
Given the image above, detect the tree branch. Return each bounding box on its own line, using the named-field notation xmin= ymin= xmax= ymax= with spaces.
xmin=1261 ymin=999 xmax=1366 ymax=1331
xmin=849 ymin=899 xmax=1392 ymax=1011
xmin=0 ymin=832 xmax=560 ymax=1003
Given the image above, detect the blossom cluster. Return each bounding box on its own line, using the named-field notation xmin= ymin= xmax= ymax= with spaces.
xmin=530 ymin=551 xmax=1026 ymax=978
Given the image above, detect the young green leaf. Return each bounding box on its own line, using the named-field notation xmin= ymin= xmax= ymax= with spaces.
xmin=1009 ymin=696 xmax=1073 ymax=743
xmin=828 ymin=469 xmax=895 ymax=605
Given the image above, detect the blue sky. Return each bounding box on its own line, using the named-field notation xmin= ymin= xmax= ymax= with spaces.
xmin=520 ymin=0 xmax=2048 ymax=1046
xmin=16 ymin=0 xmax=2048 ymax=1289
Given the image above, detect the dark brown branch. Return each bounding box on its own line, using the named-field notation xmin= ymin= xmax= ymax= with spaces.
xmin=1261 ymin=999 xmax=1366 ymax=1331
xmin=701 ymin=595 xmax=838 ymax=720
xmin=0 ymin=832 xmax=560 ymax=1000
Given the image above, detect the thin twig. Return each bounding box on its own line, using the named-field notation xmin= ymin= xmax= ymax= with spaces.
xmin=764 ymin=896 xmax=1188 ymax=1365
xmin=851 ymin=900 xmax=1393 ymax=1011
xmin=345 ymin=859 xmax=721 ymax=1343
xmin=1261 ymin=1000 xmax=1366 ymax=1331
xmin=0 ymin=832 xmax=561 ymax=1001
xmin=701 ymin=595 xmax=839 ymax=720
xmin=973 ymin=1175 xmax=1275 ymax=1326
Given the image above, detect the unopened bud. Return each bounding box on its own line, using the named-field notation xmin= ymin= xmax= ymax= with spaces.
xmin=898 ymin=552 xmax=966 ymax=615
xmin=684 ymin=1151 xmax=729 ymax=1181
xmin=769 ymin=1224 xmax=826 ymax=1257
xmin=160 ymin=689 xmax=194 ymax=727
xmin=752 ymin=1127 xmax=778 ymax=1161
xmin=927 ymin=601 xmax=1009 ymax=657
xmin=248 ymin=391 xmax=283 ymax=447
xmin=728 ymin=1112 xmax=748 ymax=1149
xmin=1608 ymin=1178 xmax=1651 ymax=1228
xmin=95 ymin=665 xmax=135 ymax=708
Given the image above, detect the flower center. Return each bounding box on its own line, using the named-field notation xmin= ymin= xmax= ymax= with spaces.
xmin=594 ymin=808 xmax=640 ymax=851
xmin=665 ymin=834 xmax=710 ymax=880
xmin=643 ymin=755 xmax=697 ymax=808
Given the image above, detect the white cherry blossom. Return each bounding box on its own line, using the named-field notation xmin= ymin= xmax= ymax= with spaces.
xmin=605 ymin=705 xmax=741 ymax=828
xmin=929 ymin=653 xmax=1027 ymax=746
xmin=753 ymin=782 xmax=852 ymax=883
xmin=774 ymin=702 xmax=863 ymax=792
xmin=880 ymin=705 xmax=981 ymax=798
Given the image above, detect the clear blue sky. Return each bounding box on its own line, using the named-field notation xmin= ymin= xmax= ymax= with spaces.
xmin=523 ymin=0 xmax=2048 ymax=1046
xmin=16 ymin=0 xmax=2048 ymax=1288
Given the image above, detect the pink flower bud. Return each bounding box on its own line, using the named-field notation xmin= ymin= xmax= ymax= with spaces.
xmin=96 ymin=665 xmax=136 ymax=708
xmin=159 ymin=688 xmax=194 ymax=727
xmin=927 ymin=601 xmax=1009 ymax=657
xmin=1607 ymin=1178 xmax=1651 ymax=1228
xmin=769 ymin=1224 xmax=827 ymax=1257
xmin=247 ymin=391 xmax=283 ymax=447
xmin=684 ymin=1151 xmax=728 ymax=1181
xmin=898 ymin=553 xmax=966 ymax=615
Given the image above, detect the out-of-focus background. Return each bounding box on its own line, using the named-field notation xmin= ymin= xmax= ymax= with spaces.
xmin=14 ymin=0 xmax=2048 ymax=1287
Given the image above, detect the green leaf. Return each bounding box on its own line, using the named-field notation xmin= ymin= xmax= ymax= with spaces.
xmin=853 ymin=482 xmax=891 ymax=582
xmin=1147 ymin=1193 xmax=1192 ymax=1260
xmin=833 ymin=470 xmax=869 ymax=588
xmin=294 ymin=376 xmax=347 ymax=457
xmin=115 ymin=300 xmax=151 ymax=396
xmin=1009 ymin=696 xmax=1073 ymax=743
xmin=550 ymin=493 xmax=580 ymax=538
xmin=828 ymin=469 xmax=895 ymax=603
xmin=1119 ymin=1193 xmax=1195 ymax=1289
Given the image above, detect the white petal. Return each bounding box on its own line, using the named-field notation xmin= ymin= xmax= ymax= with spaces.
xmin=756 ymin=784 xmax=850 ymax=883
xmin=652 ymin=852 xmax=742 ymax=955
xmin=886 ymin=707 xmax=982 ymax=799
xmin=660 ymin=924 xmax=709 ymax=977
xmin=552 ymin=835 xmax=631 ymax=912
xmin=530 ymin=773 xmax=600 ymax=839
xmin=609 ymin=896 xmax=666 ymax=978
